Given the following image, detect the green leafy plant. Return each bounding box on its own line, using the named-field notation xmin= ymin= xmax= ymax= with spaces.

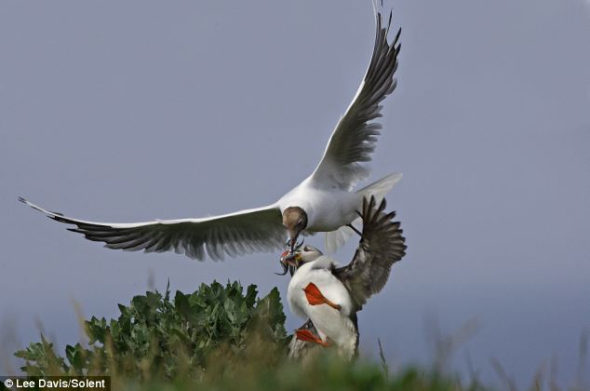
xmin=15 ymin=281 xmax=288 ymax=379
xmin=14 ymin=281 xmax=498 ymax=390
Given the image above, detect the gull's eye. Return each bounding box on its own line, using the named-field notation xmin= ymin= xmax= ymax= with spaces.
xmin=304 ymin=245 xmax=311 ymax=252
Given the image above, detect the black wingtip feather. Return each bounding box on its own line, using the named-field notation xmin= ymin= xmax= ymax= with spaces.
xmin=394 ymin=27 xmax=402 ymax=43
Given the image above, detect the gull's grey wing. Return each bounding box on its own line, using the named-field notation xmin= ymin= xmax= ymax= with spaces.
xmin=333 ymin=196 xmax=406 ymax=311
xmin=19 ymin=198 xmax=285 ymax=261
xmin=311 ymin=7 xmax=401 ymax=190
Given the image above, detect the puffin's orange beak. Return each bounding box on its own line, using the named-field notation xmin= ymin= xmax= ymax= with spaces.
xmin=280 ymin=250 xmax=290 ymax=262
xmin=280 ymin=251 xmax=300 ymax=267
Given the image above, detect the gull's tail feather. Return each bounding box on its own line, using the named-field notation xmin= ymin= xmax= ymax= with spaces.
xmin=356 ymin=172 xmax=402 ymax=202
xmin=325 ymin=172 xmax=402 ymax=254
xmin=324 ymin=217 xmax=361 ymax=254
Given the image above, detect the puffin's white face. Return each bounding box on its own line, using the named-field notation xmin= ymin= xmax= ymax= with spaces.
xmin=296 ymin=245 xmax=323 ymax=263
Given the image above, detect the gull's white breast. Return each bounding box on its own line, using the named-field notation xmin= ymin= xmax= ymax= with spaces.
xmin=278 ymin=178 xmax=360 ymax=232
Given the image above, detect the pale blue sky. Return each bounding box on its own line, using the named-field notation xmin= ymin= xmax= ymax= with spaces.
xmin=1 ymin=0 xmax=589 ymax=387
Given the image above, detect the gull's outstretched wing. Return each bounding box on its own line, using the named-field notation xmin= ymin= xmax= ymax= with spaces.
xmin=333 ymin=196 xmax=406 ymax=311
xmin=19 ymin=198 xmax=285 ymax=261
xmin=311 ymin=7 xmax=401 ymax=190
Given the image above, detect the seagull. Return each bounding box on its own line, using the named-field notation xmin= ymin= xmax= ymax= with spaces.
xmin=20 ymin=5 xmax=402 ymax=261
xmin=283 ymin=197 xmax=406 ymax=358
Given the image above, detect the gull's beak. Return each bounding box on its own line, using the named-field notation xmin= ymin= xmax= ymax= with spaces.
xmin=287 ymin=233 xmax=304 ymax=255
xmin=288 ymin=230 xmax=298 ymax=253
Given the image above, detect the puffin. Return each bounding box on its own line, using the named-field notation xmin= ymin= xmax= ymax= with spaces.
xmin=282 ymin=196 xmax=406 ymax=358
xmin=20 ymin=5 xmax=402 ymax=261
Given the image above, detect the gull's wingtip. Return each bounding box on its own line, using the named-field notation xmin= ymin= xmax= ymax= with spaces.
xmin=18 ymin=197 xmax=39 ymax=210
xmin=18 ymin=197 xmax=51 ymax=215
xmin=371 ymin=0 xmax=382 ymax=18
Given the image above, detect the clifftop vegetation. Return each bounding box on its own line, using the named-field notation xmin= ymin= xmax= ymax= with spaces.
xmin=14 ymin=281 xmax=491 ymax=390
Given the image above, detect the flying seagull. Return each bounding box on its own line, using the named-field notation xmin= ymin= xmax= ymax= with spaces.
xmin=283 ymin=197 xmax=406 ymax=358
xmin=20 ymin=6 xmax=402 ymax=261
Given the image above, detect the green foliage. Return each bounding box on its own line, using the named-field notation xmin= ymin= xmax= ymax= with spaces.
xmin=15 ymin=281 xmax=288 ymax=379
xmin=14 ymin=334 xmax=68 ymax=375
xmin=14 ymin=281 xmax=492 ymax=390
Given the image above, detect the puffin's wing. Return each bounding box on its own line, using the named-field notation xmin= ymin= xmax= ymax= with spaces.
xmin=333 ymin=196 xmax=406 ymax=310
xmin=19 ymin=198 xmax=285 ymax=261
xmin=310 ymin=6 xmax=401 ymax=190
